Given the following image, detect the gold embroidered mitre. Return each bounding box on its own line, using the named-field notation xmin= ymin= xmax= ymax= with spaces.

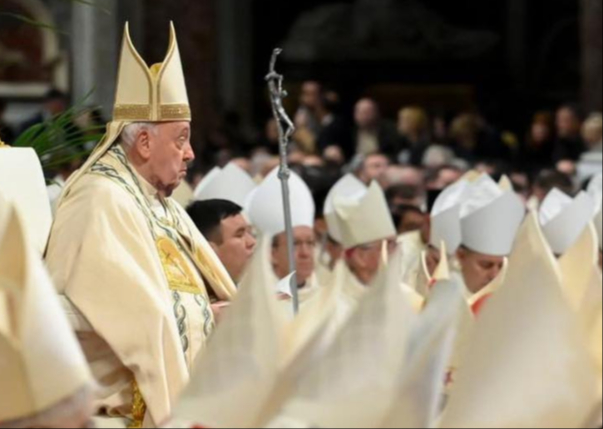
xmin=114 ymin=22 xmax=191 ymax=122
xmin=58 ymin=22 xmax=191 ymax=204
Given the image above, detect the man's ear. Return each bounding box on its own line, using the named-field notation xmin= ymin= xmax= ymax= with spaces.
xmin=135 ymin=129 xmax=153 ymax=161
xmin=347 ymin=248 xmax=364 ymax=269
xmin=456 ymin=247 xmax=467 ymax=263
xmin=209 ymin=241 xmax=219 ymax=253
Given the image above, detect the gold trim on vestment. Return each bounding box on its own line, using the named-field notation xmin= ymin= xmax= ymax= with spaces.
xmin=156 ymin=237 xmax=203 ymax=295
xmin=128 ymin=381 xmax=147 ymax=429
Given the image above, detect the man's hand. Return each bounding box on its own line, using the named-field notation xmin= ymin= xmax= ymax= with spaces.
xmin=211 ymin=302 xmax=231 ymax=324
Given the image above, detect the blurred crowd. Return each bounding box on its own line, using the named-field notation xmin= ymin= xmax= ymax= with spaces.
xmin=1 ymin=82 xmax=602 ymax=220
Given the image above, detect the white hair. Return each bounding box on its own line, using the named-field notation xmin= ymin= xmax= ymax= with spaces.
xmin=119 ymin=122 xmax=159 ymax=150
xmin=0 ymin=386 xmax=95 ymax=429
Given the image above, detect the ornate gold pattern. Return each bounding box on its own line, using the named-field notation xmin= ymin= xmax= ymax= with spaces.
xmin=0 ymin=138 xmax=8 ymax=148
xmin=157 ymin=237 xmax=202 ymax=294
xmin=160 ymin=104 xmax=191 ymax=121
xmin=113 ymin=104 xmax=191 ymax=121
xmin=193 ymin=248 xmax=224 ymax=293
xmin=113 ymin=104 xmax=152 ymax=121
xmin=128 ymin=381 xmax=147 ymax=429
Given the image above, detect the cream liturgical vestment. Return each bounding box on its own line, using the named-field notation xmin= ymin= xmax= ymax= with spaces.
xmin=45 ymin=23 xmax=236 ymax=428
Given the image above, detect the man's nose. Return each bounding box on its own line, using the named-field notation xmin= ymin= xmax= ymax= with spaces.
xmin=184 ymin=141 xmax=195 ymax=163
xmin=246 ymin=233 xmax=257 ymax=251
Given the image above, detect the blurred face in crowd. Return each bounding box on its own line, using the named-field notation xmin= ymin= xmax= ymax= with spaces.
xmin=300 ymin=81 xmax=322 ymax=112
xmin=425 ymin=245 xmax=441 ymax=277
xmin=45 ymin=97 xmax=68 ymax=117
xmin=288 ymin=149 xmax=306 ymax=165
xmin=210 ymin=214 xmax=257 ymax=283
xmin=457 ymin=247 xmax=505 ymax=294
xmin=511 ymin=172 xmax=531 ymax=202
xmin=346 ymin=238 xmax=397 ymax=285
xmin=531 ymin=121 xmax=552 ymax=145
xmin=272 ymin=226 xmax=316 ymax=286
xmin=359 ymin=154 xmax=390 ymax=184
xmin=398 ymin=210 xmax=430 ymax=244
xmin=556 ymin=107 xmax=582 ymax=138
xmin=398 ymin=107 xmax=428 ymax=138
xmin=232 ymin=157 xmax=252 ymax=174
xmin=556 ymin=160 xmax=577 ymax=177
xmin=265 ymin=118 xmax=280 ymax=144
xmin=436 ymin=167 xmax=464 ymax=189
xmin=323 ymin=145 xmax=346 ymax=166
xmin=354 ymin=99 xmax=380 ymax=130
xmin=124 ymin=122 xmax=194 ymax=197
xmin=582 ymin=114 xmax=603 ymax=148
xmin=380 ymin=165 xmax=424 ymax=189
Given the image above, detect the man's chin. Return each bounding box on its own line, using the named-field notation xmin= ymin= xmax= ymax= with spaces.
xmin=163 ymin=180 xmax=182 ymax=198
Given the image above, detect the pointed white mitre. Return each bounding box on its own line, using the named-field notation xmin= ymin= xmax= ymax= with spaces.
xmin=193 ymin=163 xmax=257 ymax=207
xmin=0 ymin=197 xmax=92 ymax=422
xmin=248 ymin=168 xmax=315 ymax=237
xmin=539 ymin=189 xmax=596 ymax=255
xmin=324 ymin=174 xmax=367 ymax=243
xmin=333 ymin=181 xmax=396 ymax=250
xmin=114 ymin=22 xmax=190 ymax=122
xmin=0 ymin=147 xmax=52 ymax=254
xmin=587 ymin=174 xmax=602 ymax=249
xmin=459 ymin=174 xmax=526 ymax=256
xmin=430 ymin=178 xmax=473 ymax=255
xmin=587 ymin=173 xmax=602 ymax=206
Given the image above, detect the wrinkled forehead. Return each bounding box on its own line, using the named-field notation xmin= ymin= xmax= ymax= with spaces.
xmin=156 ymin=121 xmax=190 ymax=134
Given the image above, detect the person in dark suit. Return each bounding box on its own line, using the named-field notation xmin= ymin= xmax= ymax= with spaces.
xmin=0 ymin=99 xmax=14 ymax=143
xmin=18 ymin=89 xmax=69 ymax=134
xmin=353 ymin=98 xmax=399 ymax=159
xmin=554 ymin=104 xmax=587 ymax=162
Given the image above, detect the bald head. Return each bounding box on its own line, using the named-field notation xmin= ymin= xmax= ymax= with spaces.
xmin=355 ymin=98 xmax=380 ymax=130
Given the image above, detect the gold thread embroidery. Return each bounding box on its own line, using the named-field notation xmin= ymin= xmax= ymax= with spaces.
xmin=0 ymin=139 xmax=8 ymax=147
xmin=157 ymin=237 xmax=202 ymax=294
xmin=129 ymin=381 xmax=147 ymax=429
xmin=114 ymin=104 xmax=152 ymax=121
xmin=160 ymin=104 xmax=191 ymax=121
xmin=112 ymin=104 xmax=190 ymax=121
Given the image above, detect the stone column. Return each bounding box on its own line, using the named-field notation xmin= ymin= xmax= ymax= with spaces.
xmin=216 ymin=0 xmax=254 ymax=126
xmin=71 ymin=0 xmax=119 ymax=118
xmin=582 ymin=0 xmax=603 ymax=112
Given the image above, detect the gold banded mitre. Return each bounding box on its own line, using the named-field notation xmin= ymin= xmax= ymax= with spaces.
xmin=113 ymin=22 xmax=191 ymax=122
xmin=57 ymin=22 xmax=192 ymax=204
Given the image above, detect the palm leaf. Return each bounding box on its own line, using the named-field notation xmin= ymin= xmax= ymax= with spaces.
xmin=13 ymin=92 xmax=106 ymax=170
xmin=62 ymin=0 xmax=111 ymax=15
xmin=0 ymin=13 xmax=67 ymax=34
xmin=1 ymin=0 xmax=110 ymax=36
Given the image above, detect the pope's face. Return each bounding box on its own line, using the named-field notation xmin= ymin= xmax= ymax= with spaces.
xmin=457 ymin=247 xmax=504 ymax=294
xmin=148 ymin=121 xmax=194 ymax=196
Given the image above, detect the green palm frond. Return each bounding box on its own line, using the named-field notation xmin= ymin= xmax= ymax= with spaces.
xmin=13 ymin=93 xmax=106 ymax=170
xmin=1 ymin=0 xmax=110 ymax=35
xmin=0 ymin=13 xmax=66 ymax=34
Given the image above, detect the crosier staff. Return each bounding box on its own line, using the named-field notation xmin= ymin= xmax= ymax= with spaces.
xmin=265 ymin=48 xmax=300 ymax=314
